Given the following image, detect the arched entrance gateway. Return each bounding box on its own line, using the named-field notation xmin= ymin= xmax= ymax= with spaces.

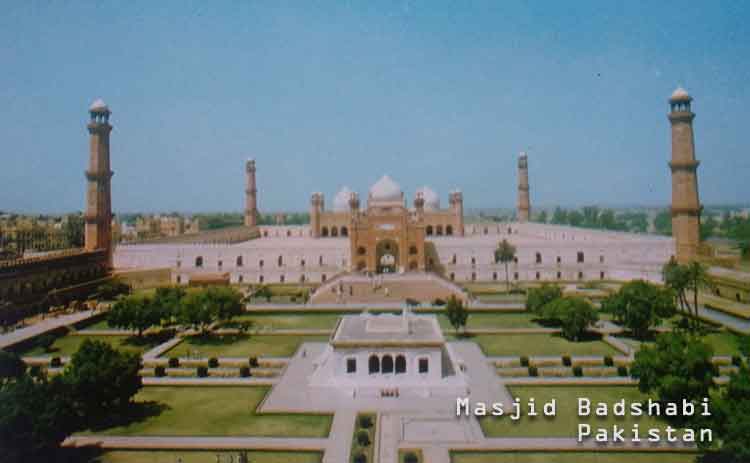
xmin=376 ymin=239 xmax=399 ymax=274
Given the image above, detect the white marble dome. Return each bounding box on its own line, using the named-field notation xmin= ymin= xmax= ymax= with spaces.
xmin=333 ymin=186 xmax=354 ymax=212
xmin=416 ymin=186 xmax=440 ymax=210
xmin=369 ymin=175 xmax=402 ymax=202
xmin=670 ymin=87 xmax=690 ymax=101
xmin=89 ymin=98 xmax=108 ymax=112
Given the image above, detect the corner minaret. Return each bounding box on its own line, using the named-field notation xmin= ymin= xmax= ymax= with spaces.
xmin=310 ymin=192 xmax=324 ymax=238
xmin=84 ymin=99 xmax=114 ymax=267
xmin=668 ymin=87 xmax=701 ymax=263
xmin=449 ymin=190 xmax=465 ymax=236
xmin=244 ymin=158 xmax=258 ymax=227
xmin=517 ymin=152 xmax=530 ymax=223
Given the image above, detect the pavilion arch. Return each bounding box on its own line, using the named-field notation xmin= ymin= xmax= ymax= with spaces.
xmin=446 ymin=225 xmax=453 ymax=236
xmin=426 ymin=225 xmax=434 ymax=236
xmin=341 ymin=226 xmax=348 ymax=237
xmin=395 ymin=355 xmax=406 ymax=374
xmin=321 ymin=227 xmax=329 ymax=237
xmin=357 ymin=260 xmax=367 ymax=271
xmin=382 ymin=355 xmax=394 ymax=374
xmin=278 ymin=255 xmax=283 ymax=266
xmin=331 ymin=227 xmax=339 ymax=237
xmin=409 ymin=245 xmax=418 ymax=255
xmin=195 ymin=256 xmax=204 ymax=268
xmin=535 ymin=252 xmax=542 ymax=264
xmin=369 ymin=355 xmax=380 ymax=374
xmin=357 ymin=246 xmax=367 ymax=256
xmin=409 ymin=261 xmax=418 ymax=270
xmin=436 ymin=225 xmax=443 ymax=236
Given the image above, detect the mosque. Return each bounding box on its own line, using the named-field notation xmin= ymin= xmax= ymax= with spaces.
xmin=112 ymin=87 xmax=702 ymax=302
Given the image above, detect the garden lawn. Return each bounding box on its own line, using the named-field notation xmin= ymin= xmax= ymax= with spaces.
xmin=437 ymin=312 xmax=544 ymax=330
xmin=451 ymin=452 xmax=697 ymax=463
xmin=21 ymin=334 xmax=159 ymax=357
xmin=164 ymin=334 xmax=330 ymax=358
xmin=85 ymin=386 xmax=331 ymax=437
xmin=615 ymin=330 xmax=745 ymax=356
xmin=454 ymin=333 xmax=618 ymax=357
xmin=224 ymin=313 xmax=344 ymax=330
xmin=90 ymin=450 xmax=322 ymax=463
xmin=480 ymin=386 xmax=675 ymax=438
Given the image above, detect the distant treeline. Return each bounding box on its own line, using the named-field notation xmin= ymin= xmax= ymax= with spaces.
xmin=537 ymin=207 xmax=649 ymax=233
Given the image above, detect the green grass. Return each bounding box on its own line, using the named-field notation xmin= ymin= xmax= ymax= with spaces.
xmin=450 ymin=333 xmax=618 ymax=357
xmin=163 ymin=334 xmax=330 ymax=358
xmin=451 ymin=452 xmax=697 ymax=463
xmin=479 ymin=386 xmax=677 ymax=438
xmin=438 ymin=312 xmax=545 ymax=330
xmin=20 ymin=334 xmax=160 ymax=357
xmin=616 ymin=330 xmax=746 ymax=357
xmin=224 ymin=313 xmax=344 ymax=330
xmin=85 ymin=386 xmax=331 ymax=437
xmin=89 ymin=450 xmax=323 ymax=463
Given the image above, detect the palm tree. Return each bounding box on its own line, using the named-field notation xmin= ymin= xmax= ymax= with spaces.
xmin=494 ymin=239 xmax=517 ymax=291
xmin=663 ymin=258 xmax=713 ymax=332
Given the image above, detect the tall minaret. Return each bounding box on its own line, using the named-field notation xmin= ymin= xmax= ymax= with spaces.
xmin=517 ymin=152 xmax=530 ymax=223
xmin=449 ymin=190 xmax=465 ymax=236
xmin=84 ymin=99 xmax=114 ymax=267
xmin=668 ymin=87 xmax=701 ymax=263
xmin=310 ymin=192 xmax=323 ymax=238
xmin=244 ymin=158 xmax=258 ymax=227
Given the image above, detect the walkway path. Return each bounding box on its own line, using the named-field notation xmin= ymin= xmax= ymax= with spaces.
xmin=698 ymin=305 xmax=750 ymax=334
xmin=322 ymin=410 xmax=356 ymax=463
xmin=0 ymin=310 xmax=96 ymax=349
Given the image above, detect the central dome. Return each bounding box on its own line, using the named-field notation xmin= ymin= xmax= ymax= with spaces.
xmin=416 ymin=186 xmax=440 ymax=210
xmin=333 ymin=186 xmax=354 ymax=212
xmin=369 ymin=175 xmax=403 ymax=202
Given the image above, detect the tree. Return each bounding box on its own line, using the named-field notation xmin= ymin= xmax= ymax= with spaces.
xmin=152 ymin=286 xmax=187 ymax=324
xmin=95 ymin=279 xmax=131 ymax=300
xmin=630 ymin=331 xmax=715 ymax=426
xmin=108 ymin=295 xmax=163 ymax=336
xmin=62 ymin=213 xmax=84 ymax=248
xmin=525 ymin=283 xmax=562 ymax=316
xmin=494 ymin=239 xmax=516 ymax=290
xmin=541 ymin=297 xmax=598 ymax=341
xmin=654 ymin=209 xmax=672 ymax=236
xmin=178 ymin=293 xmax=213 ymax=332
xmin=662 ymin=259 xmax=712 ymax=331
xmin=601 ymin=280 xmax=676 ymax=340
xmin=551 ymin=207 xmax=567 ymax=225
xmin=0 ymin=374 xmax=78 ymax=463
xmin=254 ymin=285 xmax=273 ymax=302
xmin=445 ymin=295 xmax=469 ymax=334
xmin=536 ymin=210 xmax=548 ymax=224
xmin=700 ymin=214 xmax=718 ymax=241
xmin=567 ymin=210 xmax=584 ymax=227
xmin=0 ymin=350 xmax=25 ymax=381
xmin=62 ymin=338 xmax=142 ymax=426
xmin=711 ymin=366 xmax=750 ymax=461
xmin=203 ymin=286 xmax=244 ymax=323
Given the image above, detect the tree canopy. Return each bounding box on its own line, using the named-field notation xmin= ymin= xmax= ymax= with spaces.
xmin=630 ymin=331 xmax=715 ymax=426
xmin=601 ymin=280 xmax=676 ymax=339
xmin=541 ymin=296 xmax=598 ymax=341
xmin=445 ymin=295 xmax=469 ymax=333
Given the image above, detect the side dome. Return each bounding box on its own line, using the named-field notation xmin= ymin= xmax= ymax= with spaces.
xmin=416 ymin=186 xmax=440 ymax=210
xmin=333 ymin=186 xmax=354 ymax=212
xmin=369 ymin=175 xmax=402 ymax=202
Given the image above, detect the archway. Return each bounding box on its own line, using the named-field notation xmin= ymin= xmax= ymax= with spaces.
xmin=376 ymin=239 xmax=399 ymax=274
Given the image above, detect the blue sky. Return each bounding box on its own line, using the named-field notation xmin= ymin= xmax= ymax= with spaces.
xmin=1 ymin=1 xmax=748 ymax=213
